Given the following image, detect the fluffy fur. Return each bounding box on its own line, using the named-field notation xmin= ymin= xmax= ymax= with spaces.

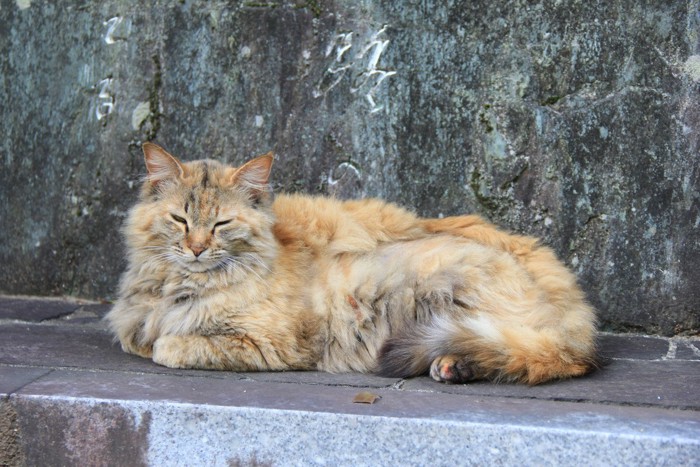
xmin=106 ymin=143 xmax=597 ymax=385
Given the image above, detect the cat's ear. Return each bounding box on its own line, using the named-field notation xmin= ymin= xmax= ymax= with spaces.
xmin=231 ymin=152 xmax=274 ymax=195
xmin=143 ymin=143 xmax=186 ymax=185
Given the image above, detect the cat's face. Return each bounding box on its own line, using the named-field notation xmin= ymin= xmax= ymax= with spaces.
xmin=156 ymin=173 xmax=258 ymax=273
xmin=132 ymin=143 xmax=274 ymax=274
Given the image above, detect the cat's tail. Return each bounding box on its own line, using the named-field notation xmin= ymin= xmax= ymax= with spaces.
xmin=376 ymin=313 xmax=596 ymax=385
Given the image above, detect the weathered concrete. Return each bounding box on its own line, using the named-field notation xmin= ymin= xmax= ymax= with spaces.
xmin=0 ymin=296 xmax=80 ymax=321
xmin=9 ymin=384 xmax=700 ymax=467
xmin=0 ymin=400 xmax=25 ymax=467
xmin=0 ymin=1 xmax=698 ymax=334
xmin=1 ymin=297 xmax=699 ymax=465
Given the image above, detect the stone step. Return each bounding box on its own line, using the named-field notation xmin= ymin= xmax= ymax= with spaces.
xmin=1 ymin=296 xmax=699 ymax=465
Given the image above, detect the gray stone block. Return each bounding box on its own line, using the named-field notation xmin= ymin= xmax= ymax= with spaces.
xmin=0 ymin=297 xmax=80 ymax=322
xmin=9 ymin=371 xmax=700 ymax=466
xmin=2 ymin=297 xmax=699 ymax=466
xmin=12 ymin=396 xmax=150 ymax=467
xmin=598 ymin=333 xmax=671 ymax=360
xmin=0 ymin=367 xmax=50 ymax=398
xmin=0 ymin=1 xmax=698 ymax=334
xmin=676 ymin=340 xmax=700 ymax=361
xmin=240 ymin=370 xmax=401 ymax=388
xmin=401 ymin=359 xmax=700 ymax=410
xmin=0 ymin=322 xmax=237 ymax=378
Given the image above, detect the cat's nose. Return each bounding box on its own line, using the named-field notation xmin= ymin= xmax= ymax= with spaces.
xmin=190 ymin=244 xmax=207 ymax=257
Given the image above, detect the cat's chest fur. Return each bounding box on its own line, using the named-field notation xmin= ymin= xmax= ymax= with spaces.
xmin=144 ymin=270 xmax=269 ymax=341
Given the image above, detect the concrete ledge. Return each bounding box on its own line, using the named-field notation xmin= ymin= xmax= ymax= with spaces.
xmin=9 ymin=388 xmax=700 ymax=466
xmin=1 ymin=296 xmax=699 ymax=465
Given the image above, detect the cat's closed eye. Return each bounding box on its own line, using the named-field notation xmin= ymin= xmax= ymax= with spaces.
xmin=171 ymin=214 xmax=187 ymax=224
xmin=212 ymin=219 xmax=233 ymax=233
xmin=170 ymin=213 xmax=189 ymax=232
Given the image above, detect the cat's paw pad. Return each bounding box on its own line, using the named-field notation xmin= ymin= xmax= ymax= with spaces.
xmin=430 ymin=355 xmax=477 ymax=383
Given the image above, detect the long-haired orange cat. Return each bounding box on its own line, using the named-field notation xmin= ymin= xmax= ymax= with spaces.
xmin=106 ymin=143 xmax=596 ymax=384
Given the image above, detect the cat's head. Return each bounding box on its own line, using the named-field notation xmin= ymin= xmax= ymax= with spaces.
xmin=126 ymin=142 xmax=276 ymax=273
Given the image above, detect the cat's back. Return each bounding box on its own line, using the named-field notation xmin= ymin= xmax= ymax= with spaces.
xmin=271 ymin=193 xmax=427 ymax=255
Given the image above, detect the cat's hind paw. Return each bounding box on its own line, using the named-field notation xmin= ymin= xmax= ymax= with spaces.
xmin=430 ymin=355 xmax=478 ymax=384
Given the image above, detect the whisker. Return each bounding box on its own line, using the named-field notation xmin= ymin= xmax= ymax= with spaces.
xmin=138 ymin=246 xmax=169 ymax=251
xmin=222 ymin=256 xmax=265 ymax=283
xmin=239 ymin=252 xmax=271 ymax=273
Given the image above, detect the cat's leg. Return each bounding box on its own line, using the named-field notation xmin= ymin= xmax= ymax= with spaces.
xmin=119 ymin=334 xmax=153 ymax=359
xmin=152 ymin=334 xmax=288 ymax=371
xmin=109 ymin=318 xmax=153 ymax=359
xmin=379 ymin=313 xmax=596 ymax=384
xmin=419 ymin=217 xmax=597 ymax=384
xmin=106 ymin=300 xmax=156 ymax=359
xmin=429 ymin=355 xmax=481 ymax=383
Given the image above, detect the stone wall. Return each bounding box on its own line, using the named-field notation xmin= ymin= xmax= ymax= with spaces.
xmin=1 ymin=0 xmax=698 ymax=335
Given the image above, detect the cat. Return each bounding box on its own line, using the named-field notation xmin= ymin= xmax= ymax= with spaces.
xmin=106 ymin=142 xmax=597 ymax=385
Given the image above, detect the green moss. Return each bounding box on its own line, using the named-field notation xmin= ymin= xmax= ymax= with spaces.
xmin=305 ymin=0 xmax=322 ymax=17
xmin=541 ymin=95 xmax=562 ymax=106
xmin=469 ymin=168 xmax=499 ymax=212
xmin=479 ymin=112 xmax=494 ymax=133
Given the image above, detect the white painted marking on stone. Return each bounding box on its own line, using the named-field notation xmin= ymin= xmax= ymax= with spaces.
xmin=255 ymin=115 xmax=264 ymax=127
xmin=359 ymin=27 xmax=389 ymax=71
xmin=95 ymin=78 xmax=115 ymax=120
xmin=328 ymin=161 xmax=361 ymax=187
xmin=333 ymin=32 xmax=353 ymax=61
xmin=103 ymin=17 xmax=123 ymax=44
xmin=315 ymin=26 xmax=396 ymax=113
xmin=16 ymin=0 xmax=31 ymax=10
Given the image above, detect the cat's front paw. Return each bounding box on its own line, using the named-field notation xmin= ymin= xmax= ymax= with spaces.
xmin=117 ymin=334 xmax=153 ymax=359
xmin=121 ymin=342 xmax=153 ymax=359
xmin=152 ymin=335 xmax=190 ymax=368
xmin=430 ymin=355 xmax=478 ymax=384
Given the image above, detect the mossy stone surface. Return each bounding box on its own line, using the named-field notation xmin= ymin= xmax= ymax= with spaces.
xmin=0 ymin=1 xmax=697 ymax=334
